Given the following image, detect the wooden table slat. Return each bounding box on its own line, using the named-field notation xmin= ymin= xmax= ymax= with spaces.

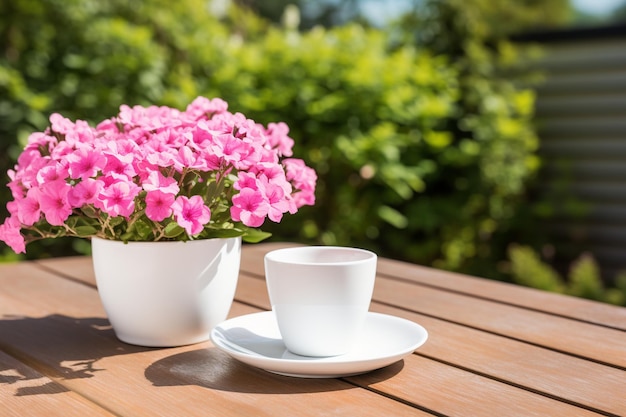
xmin=234 ymin=274 xmax=626 ymax=416
xmin=1 ymin=242 xmax=624 ymax=417
xmin=349 ymin=355 xmax=603 ymax=417
xmin=0 ymin=263 xmax=428 ymax=416
xmin=32 ymin=252 xmax=626 ymax=412
xmin=0 ymin=350 xmax=115 ymax=417
xmin=36 ymin=245 xmax=626 ymax=334
xmin=231 ymin=264 xmax=626 ymax=369
xmin=241 ymin=242 xmax=626 ymax=331
xmin=374 ymin=277 xmax=626 ymax=368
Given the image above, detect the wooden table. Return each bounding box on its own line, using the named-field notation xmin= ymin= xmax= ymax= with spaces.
xmin=0 ymin=242 xmax=625 ymax=416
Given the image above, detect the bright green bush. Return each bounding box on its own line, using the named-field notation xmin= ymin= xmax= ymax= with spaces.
xmin=1 ymin=0 xmax=540 ymax=278
xmin=1 ymin=0 xmax=177 ymax=258
xmin=508 ymin=245 xmax=626 ymax=306
xmin=1 ymin=0 xmax=457 ymax=263
xmin=202 ymin=24 xmax=463 ymax=263
xmin=508 ymin=244 xmax=564 ymax=293
xmin=383 ymin=0 xmax=558 ymax=275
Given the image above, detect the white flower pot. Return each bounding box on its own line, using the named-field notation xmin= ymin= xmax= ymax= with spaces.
xmin=91 ymin=236 xmax=241 ymax=347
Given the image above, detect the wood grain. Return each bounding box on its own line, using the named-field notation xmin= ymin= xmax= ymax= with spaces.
xmin=0 ymin=261 xmax=426 ymax=416
xmin=233 ymin=274 xmax=626 ymax=416
xmin=231 ymin=265 xmax=626 ymax=369
xmin=240 ymin=242 xmax=626 ymax=330
xmin=2 ymin=243 xmax=624 ymax=417
xmin=0 ymin=350 xmax=115 ymax=417
xmin=348 ymin=355 xmax=601 ymax=417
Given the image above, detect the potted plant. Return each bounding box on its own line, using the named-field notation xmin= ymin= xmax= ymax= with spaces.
xmin=0 ymin=96 xmax=316 ymax=346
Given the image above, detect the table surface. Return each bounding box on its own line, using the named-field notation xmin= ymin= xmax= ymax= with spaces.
xmin=0 ymin=242 xmax=625 ymax=417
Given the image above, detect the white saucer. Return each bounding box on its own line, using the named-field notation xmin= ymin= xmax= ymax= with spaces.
xmin=210 ymin=311 xmax=428 ymax=378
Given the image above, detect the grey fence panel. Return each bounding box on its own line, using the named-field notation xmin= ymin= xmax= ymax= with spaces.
xmin=520 ymin=25 xmax=626 ymax=279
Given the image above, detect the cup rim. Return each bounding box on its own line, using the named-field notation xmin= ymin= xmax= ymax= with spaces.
xmin=264 ymin=246 xmax=376 ymax=266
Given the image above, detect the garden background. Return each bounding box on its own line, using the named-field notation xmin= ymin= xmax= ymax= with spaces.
xmin=1 ymin=0 xmax=625 ymax=305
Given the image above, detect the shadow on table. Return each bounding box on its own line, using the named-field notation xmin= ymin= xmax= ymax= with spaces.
xmin=145 ymin=348 xmax=404 ymax=394
xmin=0 ymin=314 xmax=152 ymax=396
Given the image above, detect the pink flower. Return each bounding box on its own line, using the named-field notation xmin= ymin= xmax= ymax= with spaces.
xmin=188 ymin=121 xmax=215 ymax=149
xmin=107 ymin=138 xmax=140 ymax=156
xmin=234 ymin=172 xmax=259 ymax=191
xmin=173 ymin=146 xmax=205 ymax=171
xmin=144 ymin=130 xmax=186 ymax=163
xmin=99 ymin=181 xmax=141 ymax=218
xmin=6 ymin=178 xmax=25 ymax=201
xmin=25 ymin=132 xmax=57 ymax=151
xmin=10 ymin=149 xmax=47 ymax=191
xmin=0 ymin=96 xmax=317 ymax=254
xmin=265 ymin=122 xmax=294 ymax=157
xmin=210 ymin=133 xmax=254 ymax=169
xmin=146 ymin=148 xmax=177 ymax=168
xmin=142 ymin=170 xmax=180 ymax=195
xmin=254 ymin=163 xmax=293 ymax=195
xmin=230 ymin=188 xmax=269 ymax=228
xmin=49 ymin=140 xmax=77 ymax=160
xmin=6 ymin=200 xmax=18 ymax=216
xmin=39 ymin=180 xmax=72 ymax=226
xmin=103 ymin=152 xmax=136 ymax=180
xmin=67 ymin=148 xmax=107 ymax=179
xmin=0 ymin=217 xmax=25 ymax=254
xmin=36 ymin=162 xmax=69 ymax=186
xmin=145 ymin=190 xmax=175 ymax=222
xmin=261 ymin=182 xmax=290 ymax=222
xmin=16 ymin=188 xmax=42 ymax=226
xmin=118 ymin=104 xmax=182 ymax=132
xmin=186 ymin=96 xmax=228 ymax=120
xmin=171 ymin=195 xmax=211 ymax=235
xmin=254 ymin=162 xmax=287 ymax=182
xmin=49 ymin=113 xmax=76 ymax=135
xmin=68 ymin=178 xmax=104 ymax=208
xmin=64 ymin=119 xmax=96 ymax=147
xmin=284 ymin=158 xmax=317 ymax=207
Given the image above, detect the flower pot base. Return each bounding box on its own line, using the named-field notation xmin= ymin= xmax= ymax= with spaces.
xmin=113 ymin=330 xmax=212 ymax=348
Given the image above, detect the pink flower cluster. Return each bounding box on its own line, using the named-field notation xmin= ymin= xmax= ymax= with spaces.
xmin=0 ymin=97 xmax=316 ymax=253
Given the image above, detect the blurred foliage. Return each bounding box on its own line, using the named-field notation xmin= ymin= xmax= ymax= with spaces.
xmin=2 ymin=0 xmax=621 ymax=309
xmin=0 ymin=0 xmax=457 ymax=264
xmin=611 ymin=2 xmax=626 ymax=22
xmin=508 ymin=245 xmax=626 ymax=306
xmin=236 ymin=0 xmax=366 ymax=29
xmin=380 ymin=0 xmax=572 ymax=277
xmin=211 ymin=24 xmax=463 ymax=267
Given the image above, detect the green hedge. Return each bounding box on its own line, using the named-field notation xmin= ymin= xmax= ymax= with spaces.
xmin=0 ymin=0 xmax=535 ymax=278
xmin=508 ymin=245 xmax=626 ymax=306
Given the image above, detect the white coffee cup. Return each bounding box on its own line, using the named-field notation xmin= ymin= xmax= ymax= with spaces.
xmin=264 ymin=246 xmax=377 ymax=357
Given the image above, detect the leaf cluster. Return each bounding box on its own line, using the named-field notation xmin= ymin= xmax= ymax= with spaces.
xmin=0 ymin=0 xmax=553 ymax=278
xmin=508 ymin=245 xmax=626 ymax=306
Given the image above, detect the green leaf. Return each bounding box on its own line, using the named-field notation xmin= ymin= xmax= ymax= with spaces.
xmin=378 ymin=205 xmax=408 ymax=229
xmin=74 ymin=225 xmax=98 ymax=237
xmin=164 ymin=222 xmax=185 ymax=238
xmin=191 ymin=179 xmax=208 ymax=197
xmin=204 ymin=180 xmax=218 ymax=199
xmin=75 ymin=216 xmax=99 ymax=228
xmin=65 ymin=217 xmax=78 ymax=228
xmin=242 ymin=229 xmax=272 ymax=243
xmin=81 ymin=205 xmax=99 ymax=219
xmin=119 ymin=232 xmax=135 ymax=242
xmin=208 ymin=228 xmax=244 ymax=239
xmin=134 ymin=219 xmax=152 ymax=239
xmin=109 ymin=216 xmax=125 ymax=227
xmin=214 ymin=177 xmax=226 ymax=199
